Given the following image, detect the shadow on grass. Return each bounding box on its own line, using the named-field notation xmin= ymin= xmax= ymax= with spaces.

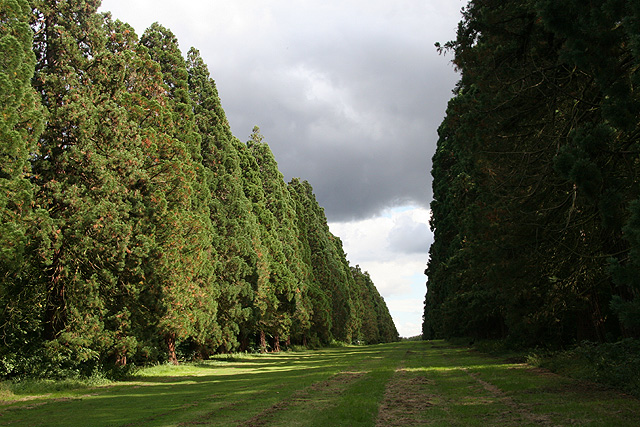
xmin=0 ymin=344 xmax=407 ymax=426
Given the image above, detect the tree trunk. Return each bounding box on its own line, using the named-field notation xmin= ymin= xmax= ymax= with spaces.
xmin=166 ymin=333 xmax=178 ymax=365
xmin=45 ymin=248 xmax=66 ymax=341
xmin=259 ymin=330 xmax=267 ymax=353
xmin=115 ymin=350 xmax=127 ymax=367
xmin=273 ymin=334 xmax=280 ymax=353
xmin=239 ymin=334 xmax=249 ymax=352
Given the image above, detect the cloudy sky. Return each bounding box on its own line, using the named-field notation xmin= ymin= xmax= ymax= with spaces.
xmin=98 ymin=0 xmax=463 ymax=337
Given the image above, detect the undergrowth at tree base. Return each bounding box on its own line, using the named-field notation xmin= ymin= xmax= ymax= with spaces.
xmin=462 ymin=337 xmax=640 ymax=398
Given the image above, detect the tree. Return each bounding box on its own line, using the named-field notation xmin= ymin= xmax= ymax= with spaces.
xmin=29 ymin=0 xmax=138 ymax=374
xmin=288 ymin=178 xmax=332 ymax=345
xmin=0 ymin=0 xmax=45 ymax=376
xmin=140 ymin=23 xmax=218 ymax=364
xmin=187 ymin=47 xmax=257 ymax=353
xmin=425 ymin=0 xmax=640 ymax=345
xmin=351 ymin=266 xmax=398 ymax=343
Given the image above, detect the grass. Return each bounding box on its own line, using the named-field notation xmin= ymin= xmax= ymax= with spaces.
xmin=1 ymin=341 xmax=639 ymax=426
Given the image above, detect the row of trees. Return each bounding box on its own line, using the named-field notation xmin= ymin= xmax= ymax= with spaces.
xmin=0 ymin=0 xmax=397 ymax=378
xmin=424 ymin=0 xmax=640 ymax=347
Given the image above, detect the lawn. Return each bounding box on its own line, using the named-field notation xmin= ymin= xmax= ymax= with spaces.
xmin=1 ymin=341 xmax=639 ymax=426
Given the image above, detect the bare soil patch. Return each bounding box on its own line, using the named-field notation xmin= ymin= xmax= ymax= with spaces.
xmin=375 ymin=366 xmax=434 ymax=427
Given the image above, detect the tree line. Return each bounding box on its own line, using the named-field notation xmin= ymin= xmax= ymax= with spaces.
xmin=0 ymin=0 xmax=398 ymax=378
xmin=424 ymin=0 xmax=640 ymax=347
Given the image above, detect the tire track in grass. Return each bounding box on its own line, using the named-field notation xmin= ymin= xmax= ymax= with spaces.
xmin=461 ymin=368 xmax=553 ymax=426
xmin=437 ymin=345 xmax=553 ymax=425
xmin=375 ymin=357 xmax=434 ymax=426
xmin=238 ymin=369 xmax=368 ymax=426
xmin=238 ymin=345 xmax=404 ymax=426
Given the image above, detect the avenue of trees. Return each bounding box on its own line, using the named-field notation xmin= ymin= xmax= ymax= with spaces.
xmin=424 ymin=0 xmax=640 ymax=347
xmin=0 ymin=0 xmax=397 ymax=378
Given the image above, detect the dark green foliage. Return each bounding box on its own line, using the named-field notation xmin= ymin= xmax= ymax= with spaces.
xmin=424 ymin=0 xmax=640 ymax=346
xmin=28 ymin=0 xmax=133 ymax=375
xmin=351 ymin=265 xmax=398 ymax=344
xmin=288 ymin=178 xmax=362 ymax=344
xmin=0 ymin=4 xmax=397 ymax=378
xmin=139 ymin=22 xmax=218 ymax=365
xmin=239 ymin=127 xmax=313 ymax=351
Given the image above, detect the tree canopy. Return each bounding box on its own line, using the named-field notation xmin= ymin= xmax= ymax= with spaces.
xmin=424 ymin=0 xmax=640 ymax=346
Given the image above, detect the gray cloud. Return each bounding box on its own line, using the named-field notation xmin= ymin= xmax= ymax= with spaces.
xmin=100 ymin=0 xmax=462 ymax=222
xmin=387 ymin=215 xmax=433 ymax=254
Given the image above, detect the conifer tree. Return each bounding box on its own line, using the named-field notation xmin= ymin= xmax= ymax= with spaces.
xmin=287 ymin=178 xmax=359 ymax=343
xmin=351 ymin=266 xmax=398 ymax=343
xmin=94 ymin=16 xmax=189 ymax=367
xmin=425 ymin=0 xmax=640 ymax=344
xmin=246 ymin=128 xmax=311 ymax=350
xmin=29 ymin=0 xmax=136 ymax=373
xmin=0 ymin=0 xmax=45 ymax=375
xmin=288 ymin=178 xmax=333 ymax=345
xmin=139 ymin=23 xmax=218 ymax=364
xmin=233 ymin=127 xmax=302 ymax=351
xmin=234 ymin=137 xmax=276 ymax=351
xmin=330 ymin=235 xmax=359 ymax=342
xmin=186 ymin=47 xmax=257 ymax=353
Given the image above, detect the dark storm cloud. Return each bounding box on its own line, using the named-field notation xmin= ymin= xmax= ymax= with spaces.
xmin=216 ymin=48 xmax=459 ymax=221
xmin=99 ymin=0 xmax=463 ymax=222
xmin=212 ymin=15 xmax=461 ymax=221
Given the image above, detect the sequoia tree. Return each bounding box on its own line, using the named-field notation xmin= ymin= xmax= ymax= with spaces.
xmin=140 ymin=23 xmax=218 ymax=364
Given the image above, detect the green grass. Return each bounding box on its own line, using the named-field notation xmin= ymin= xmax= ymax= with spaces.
xmin=1 ymin=341 xmax=639 ymax=426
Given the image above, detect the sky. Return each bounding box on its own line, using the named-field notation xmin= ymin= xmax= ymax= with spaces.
xmin=98 ymin=0 xmax=463 ymax=338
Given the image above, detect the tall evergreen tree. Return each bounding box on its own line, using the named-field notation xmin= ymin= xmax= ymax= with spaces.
xmin=246 ymin=128 xmax=312 ymax=350
xmin=0 ymin=0 xmax=45 ymax=375
xmin=351 ymin=265 xmax=398 ymax=343
xmin=186 ymin=47 xmax=257 ymax=353
xmin=235 ymin=135 xmax=278 ymax=351
xmin=288 ymin=178 xmax=333 ymax=345
xmin=28 ymin=0 xmax=135 ymax=373
xmin=287 ymin=178 xmax=359 ymax=343
xmin=139 ymin=23 xmax=218 ymax=364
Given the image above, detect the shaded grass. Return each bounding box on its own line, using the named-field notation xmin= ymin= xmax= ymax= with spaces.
xmin=534 ymin=339 xmax=640 ymax=397
xmin=470 ymin=337 xmax=640 ymax=398
xmin=416 ymin=342 xmax=640 ymax=426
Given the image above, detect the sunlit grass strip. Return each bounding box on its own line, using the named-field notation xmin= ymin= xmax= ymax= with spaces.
xmin=403 ymin=362 xmax=523 ymax=373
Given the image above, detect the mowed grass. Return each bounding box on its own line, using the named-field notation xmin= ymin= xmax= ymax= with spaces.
xmin=1 ymin=341 xmax=639 ymax=426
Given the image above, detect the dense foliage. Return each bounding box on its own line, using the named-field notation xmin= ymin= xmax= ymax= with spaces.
xmin=424 ymin=0 xmax=640 ymax=347
xmin=0 ymin=0 xmax=398 ymax=378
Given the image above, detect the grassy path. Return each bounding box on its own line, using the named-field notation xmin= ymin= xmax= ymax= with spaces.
xmin=1 ymin=341 xmax=639 ymax=426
